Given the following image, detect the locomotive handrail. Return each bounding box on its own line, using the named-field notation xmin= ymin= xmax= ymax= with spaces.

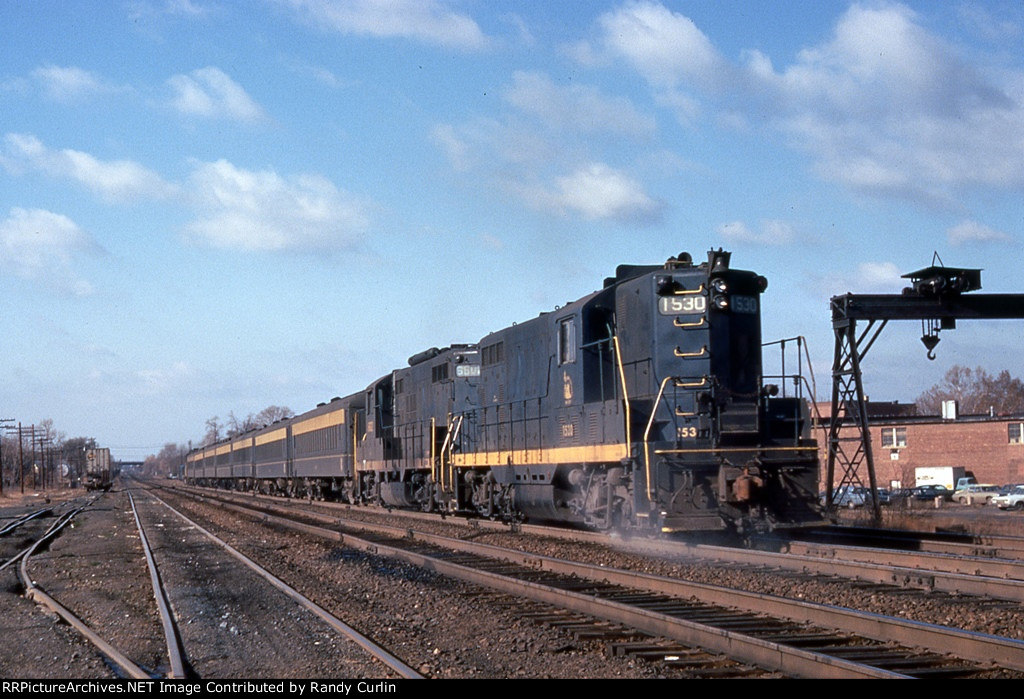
xmin=642 ymin=376 xmax=675 ymax=501
xmin=762 ymin=335 xmax=818 ymax=402
xmin=612 ymin=335 xmax=631 ymax=451
xmin=668 ymin=283 xmax=704 ymax=295
xmin=674 ymin=377 xmax=708 ymax=388
xmin=439 ymin=414 xmax=463 ymax=492
xmin=762 ymin=335 xmax=825 ymax=444
xmin=673 ymin=317 xmax=706 ymax=328
xmin=436 ymin=416 xmax=449 ymax=488
xmin=430 ymin=416 xmax=437 ymax=486
xmin=673 ymin=345 xmax=707 ymax=358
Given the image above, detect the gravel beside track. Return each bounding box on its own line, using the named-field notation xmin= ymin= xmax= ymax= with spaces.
xmin=288 ymin=497 xmax=1024 ymax=643
xmin=0 ymin=494 xmax=110 ymax=678
xmin=130 ymin=492 xmax=395 ymax=678
xmin=25 ymin=490 xmax=168 ymax=675
xmin=5 ymin=483 xmax=1024 ymax=679
xmin=0 ymin=487 xmax=682 ymax=679
xmin=154 ymin=489 xmax=679 ymax=679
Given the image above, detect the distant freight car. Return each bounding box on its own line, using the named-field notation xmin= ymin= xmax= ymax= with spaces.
xmin=84 ymin=447 xmax=113 ymax=491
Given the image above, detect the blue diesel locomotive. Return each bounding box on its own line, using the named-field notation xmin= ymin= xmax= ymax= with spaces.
xmin=186 ymin=250 xmax=821 ymax=535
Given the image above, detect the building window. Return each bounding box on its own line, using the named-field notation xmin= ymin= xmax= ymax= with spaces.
xmin=880 ymin=427 xmax=907 ymax=448
xmin=1009 ymin=423 xmax=1024 ymax=444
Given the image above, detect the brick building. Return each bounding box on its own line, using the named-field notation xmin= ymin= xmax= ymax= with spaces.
xmin=813 ymin=401 xmax=1024 ymax=489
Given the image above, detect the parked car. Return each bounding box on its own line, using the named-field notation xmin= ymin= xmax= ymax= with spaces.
xmin=820 ymin=485 xmax=870 ymax=509
xmin=888 ymin=488 xmax=915 ymax=504
xmin=953 ymin=484 xmax=1000 ymax=505
xmin=911 ymin=485 xmax=953 ymax=501
xmin=992 ymin=486 xmax=1024 ymax=511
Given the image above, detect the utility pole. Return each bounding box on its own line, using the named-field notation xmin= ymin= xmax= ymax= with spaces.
xmin=18 ymin=423 xmax=25 ymax=495
xmin=27 ymin=425 xmax=37 ymax=490
xmin=36 ymin=435 xmax=52 ymax=492
xmin=0 ymin=418 xmax=13 ymax=496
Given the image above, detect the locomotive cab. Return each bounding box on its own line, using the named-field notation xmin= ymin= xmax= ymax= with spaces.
xmin=625 ymin=250 xmax=820 ymax=534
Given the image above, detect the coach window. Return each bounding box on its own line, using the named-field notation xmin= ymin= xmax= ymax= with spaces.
xmin=1009 ymin=423 xmax=1024 ymax=444
xmin=559 ymin=317 xmax=577 ymax=365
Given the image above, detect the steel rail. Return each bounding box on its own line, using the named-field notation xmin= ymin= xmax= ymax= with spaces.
xmin=786 ymin=540 xmax=1024 ymax=581
xmin=127 ymin=490 xmax=189 ymax=679
xmin=181 ymin=483 xmax=1024 ymax=598
xmin=796 ymin=525 xmax=1024 ymax=560
xmin=145 ymin=491 xmax=424 ymax=680
xmin=659 ymin=540 xmax=1024 ymax=603
xmin=175 ymin=483 xmax=1024 ymax=602
xmin=18 ymin=503 xmax=152 ymax=680
xmin=186 ymin=492 xmax=916 ymax=678
xmin=0 ymin=507 xmax=53 ymax=536
xmin=234 ymin=493 xmax=1024 ymax=673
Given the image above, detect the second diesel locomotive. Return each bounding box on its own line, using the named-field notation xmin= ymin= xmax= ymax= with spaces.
xmin=186 ymin=250 xmax=822 ymax=535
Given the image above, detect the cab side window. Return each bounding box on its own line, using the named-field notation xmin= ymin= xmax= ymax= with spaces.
xmin=558 ymin=317 xmax=576 ymax=364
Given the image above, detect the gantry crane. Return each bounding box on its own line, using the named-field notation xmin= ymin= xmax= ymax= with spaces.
xmin=826 ymin=259 xmax=1024 ymax=523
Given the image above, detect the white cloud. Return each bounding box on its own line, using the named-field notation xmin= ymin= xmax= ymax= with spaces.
xmin=167 ymin=67 xmax=265 ymax=121
xmin=947 ymin=220 xmax=1013 ymax=245
xmin=581 ymin=2 xmax=733 ymax=126
xmin=128 ymin=0 xmax=211 ymax=20
xmin=279 ymin=0 xmax=491 ymax=50
xmin=434 ymin=116 xmax=554 ymax=173
xmin=1 ymin=134 xmax=372 ymax=253
xmin=430 ymin=124 xmax=473 ymax=172
xmin=501 ymin=71 xmax=655 ymax=138
xmin=596 ymin=1 xmax=725 ymax=89
xmin=185 ymin=159 xmax=370 ymax=251
xmin=0 ymin=133 xmax=177 ymax=203
xmin=583 ymin=2 xmax=1024 ymax=207
xmin=433 ymin=70 xmax=663 ymax=225
xmin=749 ymin=3 xmax=1024 ymax=205
xmin=543 ymin=163 xmax=663 ymax=224
xmin=31 ymin=65 xmax=121 ymax=101
xmin=835 ymin=261 xmax=905 ymax=295
xmin=956 ymin=4 xmax=1022 ymax=42
xmin=0 ymin=207 xmax=98 ymax=295
xmin=718 ymin=220 xmax=795 ymax=246
xmin=135 ymin=361 xmax=195 ymax=395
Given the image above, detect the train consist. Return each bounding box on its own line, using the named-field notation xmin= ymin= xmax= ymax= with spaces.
xmin=186 ymin=250 xmax=822 ymax=535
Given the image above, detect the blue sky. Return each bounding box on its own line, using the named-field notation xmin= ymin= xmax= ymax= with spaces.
xmin=1 ymin=0 xmax=1022 ymax=460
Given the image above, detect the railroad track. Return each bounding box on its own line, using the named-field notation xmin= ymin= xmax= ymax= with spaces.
xmin=790 ymin=524 xmax=1024 ymax=561
xmin=11 ymin=492 xmax=167 ymax=678
xmin=130 ymin=488 xmax=422 ymax=679
xmin=171 ymin=486 xmax=1024 ymax=678
xmin=6 ymin=487 xmax=419 ymax=679
xmin=173 ymin=483 xmax=1024 ymax=604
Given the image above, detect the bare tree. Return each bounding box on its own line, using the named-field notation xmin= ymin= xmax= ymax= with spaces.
xmin=916 ymin=365 xmax=1024 ymax=415
xmin=226 ymin=411 xmax=257 ymax=438
xmin=143 ymin=442 xmax=187 ymax=478
xmin=254 ymin=405 xmax=293 ymax=426
xmin=203 ymin=416 xmax=222 ymax=445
